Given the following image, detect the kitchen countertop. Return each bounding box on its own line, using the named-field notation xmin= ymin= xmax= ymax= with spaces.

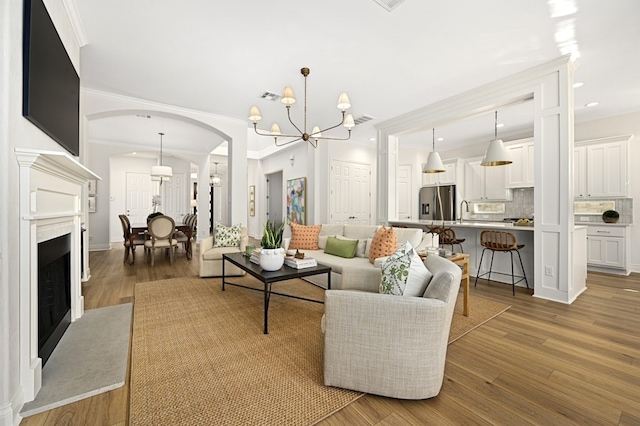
xmin=390 ymin=220 xmax=535 ymax=231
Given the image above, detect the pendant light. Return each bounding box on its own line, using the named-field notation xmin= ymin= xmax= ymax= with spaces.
xmin=481 ymin=111 xmax=512 ymax=166
xmin=150 ymin=132 xmax=173 ymax=181
xmin=423 ymin=128 xmax=445 ymax=173
xmin=209 ymin=162 xmax=222 ymax=187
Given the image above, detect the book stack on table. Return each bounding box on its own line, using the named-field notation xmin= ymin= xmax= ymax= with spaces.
xmin=284 ymin=256 xmax=317 ymax=269
xmin=250 ymin=251 xmax=261 ymax=265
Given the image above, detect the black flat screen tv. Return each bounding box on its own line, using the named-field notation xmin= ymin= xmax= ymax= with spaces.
xmin=23 ymin=0 xmax=80 ymax=157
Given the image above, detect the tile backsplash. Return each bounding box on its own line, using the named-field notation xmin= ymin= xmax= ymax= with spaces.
xmin=505 ymin=188 xmax=534 ymax=218
xmin=574 ymin=198 xmax=633 ymax=224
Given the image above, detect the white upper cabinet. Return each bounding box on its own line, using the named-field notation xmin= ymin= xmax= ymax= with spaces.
xmin=422 ymin=159 xmax=457 ymax=186
xmin=464 ymin=157 xmax=511 ymax=201
xmin=505 ymin=140 xmax=534 ymax=188
xmin=574 ymin=135 xmax=630 ymax=198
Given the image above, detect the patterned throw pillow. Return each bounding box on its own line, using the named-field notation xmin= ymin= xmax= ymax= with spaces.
xmin=379 ymin=242 xmax=432 ymax=296
xmin=368 ymin=226 xmax=398 ymax=264
xmin=289 ymin=223 xmax=322 ymax=250
xmin=213 ymin=223 xmax=242 ymax=247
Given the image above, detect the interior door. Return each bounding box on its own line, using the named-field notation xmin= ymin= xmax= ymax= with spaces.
xmin=162 ymin=173 xmax=186 ymax=223
xmin=330 ymin=159 xmax=371 ymax=225
xmin=397 ymin=164 xmax=412 ymax=220
xmin=125 ymin=172 xmax=154 ymax=225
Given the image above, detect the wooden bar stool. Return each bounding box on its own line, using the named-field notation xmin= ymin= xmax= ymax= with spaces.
xmin=439 ymin=227 xmax=465 ymax=253
xmin=474 ymin=230 xmax=529 ymax=295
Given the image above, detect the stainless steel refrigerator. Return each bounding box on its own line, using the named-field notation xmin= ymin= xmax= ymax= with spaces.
xmin=419 ymin=185 xmax=456 ymax=221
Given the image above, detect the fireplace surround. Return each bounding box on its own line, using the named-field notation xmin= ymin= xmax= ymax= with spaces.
xmin=15 ymin=148 xmax=99 ymax=402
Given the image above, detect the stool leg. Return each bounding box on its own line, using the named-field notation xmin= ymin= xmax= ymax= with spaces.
xmin=474 ymin=248 xmax=487 ymax=288
xmin=516 ymin=250 xmax=529 ymax=289
xmin=510 ymin=250 xmax=516 ymax=296
xmin=487 ymin=250 xmax=496 ymax=282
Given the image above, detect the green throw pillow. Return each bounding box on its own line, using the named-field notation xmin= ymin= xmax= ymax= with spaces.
xmin=324 ymin=236 xmax=358 ymax=258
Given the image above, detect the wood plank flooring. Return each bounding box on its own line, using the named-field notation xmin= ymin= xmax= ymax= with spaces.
xmin=20 ymin=244 xmax=640 ymax=425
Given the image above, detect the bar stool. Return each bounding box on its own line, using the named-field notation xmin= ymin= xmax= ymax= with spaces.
xmin=474 ymin=230 xmax=529 ymax=295
xmin=439 ymin=227 xmax=465 ymax=253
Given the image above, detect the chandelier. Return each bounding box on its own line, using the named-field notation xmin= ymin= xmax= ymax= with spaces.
xmin=209 ymin=162 xmax=221 ymax=187
xmin=248 ymin=67 xmax=355 ymax=148
xmin=150 ymin=132 xmax=172 ymax=182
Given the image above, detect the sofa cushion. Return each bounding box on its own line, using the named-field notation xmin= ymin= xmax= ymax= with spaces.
xmin=202 ymin=245 xmax=242 ymax=260
xmin=325 ymin=236 xmax=358 ymax=258
xmin=343 ymin=225 xmax=380 ymax=240
xmin=213 ymin=223 xmax=242 ymax=247
xmin=319 ymin=224 xmax=344 ymax=236
xmin=289 ymin=223 xmax=322 ymax=250
xmin=318 ymin=235 xmax=334 ymax=249
xmin=369 ymin=226 xmax=398 ymax=264
xmin=336 ymin=235 xmax=366 ymax=257
xmin=393 ymin=227 xmax=424 ymax=248
xmin=379 ymin=242 xmax=432 ymax=296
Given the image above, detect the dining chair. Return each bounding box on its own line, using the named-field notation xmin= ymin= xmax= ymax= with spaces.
xmin=176 ymin=213 xmax=197 ymax=255
xmin=144 ymin=215 xmax=178 ymax=266
xmin=118 ymin=214 xmax=146 ymax=264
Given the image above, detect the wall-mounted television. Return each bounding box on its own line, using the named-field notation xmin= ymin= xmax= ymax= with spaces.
xmin=23 ymin=0 xmax=80 ymax=157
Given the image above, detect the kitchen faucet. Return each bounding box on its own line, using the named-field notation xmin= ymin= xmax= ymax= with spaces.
xmin=459 ymin=200 xmax=469 ymax=223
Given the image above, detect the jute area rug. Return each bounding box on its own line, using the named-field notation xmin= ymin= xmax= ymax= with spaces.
xmin=130 ymin=276 xmax=509 ymax=425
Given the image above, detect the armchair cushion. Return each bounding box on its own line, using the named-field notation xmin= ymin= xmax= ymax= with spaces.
xmin=213 ymin=223 xmax=242 ymax=247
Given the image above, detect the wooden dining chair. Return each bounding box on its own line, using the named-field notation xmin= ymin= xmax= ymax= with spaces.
xmin=118 ymin=214 xmax=146 ymax=264
xmin=144 ymin=215 xmax=178 ymax=266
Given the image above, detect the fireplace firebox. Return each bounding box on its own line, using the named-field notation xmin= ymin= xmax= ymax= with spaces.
xmin=38 ymin=233 xmax=71 ymax=366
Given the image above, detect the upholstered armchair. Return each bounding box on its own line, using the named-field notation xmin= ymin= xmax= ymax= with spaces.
xmin=322 ymin=254 xmax=461 ymax=399
xmin=199 ymin=226 xmax=248 ymax=277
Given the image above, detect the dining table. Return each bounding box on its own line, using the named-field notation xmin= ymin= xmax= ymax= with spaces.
xmin=129 ymin=223 xmax=194 ymax=264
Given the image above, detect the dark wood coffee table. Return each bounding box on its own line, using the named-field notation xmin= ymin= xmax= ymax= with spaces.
xmin=222 ymin=252 xmax=332 ymax=334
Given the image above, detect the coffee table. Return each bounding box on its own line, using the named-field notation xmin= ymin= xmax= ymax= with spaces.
xmin=222 ymin=252 xmax=332 ymax=334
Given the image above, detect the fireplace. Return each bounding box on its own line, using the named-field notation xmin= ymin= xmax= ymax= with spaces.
xmin=16 ymin=148 xmax=100 ymax=402
xmin=38 ymin=233 xmax=72 ymax=366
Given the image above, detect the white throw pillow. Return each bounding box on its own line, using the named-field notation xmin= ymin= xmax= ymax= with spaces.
xmin=336 ymin=235 xmax=366 ymax=257
xmin=379 ymin=242 xmax=432 ymax=296
xmin=364 ymin=238 xmax=373 ymax=257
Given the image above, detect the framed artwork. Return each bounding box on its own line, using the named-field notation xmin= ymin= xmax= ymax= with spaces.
xmin=87 ymin=179 xmax=97 ymax=196
xmin=88 ymin=196 xmax=96 ymax=213
xmin=249 ymin=185 xmax=255 ymax=201
xmin=249 ymin=201 xmax=255 ymax=217
xmin=286 ymin=177 xmax=306 ymax=225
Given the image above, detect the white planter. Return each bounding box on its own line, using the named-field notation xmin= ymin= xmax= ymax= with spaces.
xmin=259 ymin=248 xmax=285 ymax=271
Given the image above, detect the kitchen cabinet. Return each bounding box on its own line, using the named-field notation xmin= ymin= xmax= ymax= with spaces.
xmin=586 ymin=225 xmax=626 ymax=270
xmin=422 ymin=159 xmax=457 ymax=186
xmin=574 ymin=136 xmax=629 ymax=198
xmin=463 ymin=157 xmax=511 ymax=201
xmin=505 ymin=140 xmax=534 ymax=188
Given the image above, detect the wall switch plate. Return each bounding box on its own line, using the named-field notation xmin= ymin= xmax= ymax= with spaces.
xmin=545 ymin=266 xmax=553 ymax=276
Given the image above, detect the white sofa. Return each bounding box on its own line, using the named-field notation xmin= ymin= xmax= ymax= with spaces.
xmin=284 ymin=224 xmax=439 ymax=291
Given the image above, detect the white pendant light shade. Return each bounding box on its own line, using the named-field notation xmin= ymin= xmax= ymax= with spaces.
xmin=336 ymin=92 xmax=351 ymax=110
xmin=270 ymin=123 xmax=281 ymax=135
xmin=343 ymin=114 xmax=355 ymax=129
xmin=311 ymin=126 xmax=322 ymax=138
xmin=481 ymin=138 xmax=512 ymax=166
xmin=423 ymin=152 xmax=445 ymax=173
xmin=249 ymin=105 xmax=262 ymax=122
xmin=281 ymin=86 xmax=296 ymax=105
xmin=481 ymin=111 xmax=512 ymax=166
xmin=150 ymin=132 xmax=172 ymax=182
xmin=423 ymin=128 xmax=445 ymax=173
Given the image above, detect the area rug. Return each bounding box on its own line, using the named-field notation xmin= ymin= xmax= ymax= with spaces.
xmin=21 ymin=303 xmax=132 ymax=417
xmin=129 ymin=277 xmax=509 ymax=425
xmin=449 ymin=294 xmax=511 ymax=343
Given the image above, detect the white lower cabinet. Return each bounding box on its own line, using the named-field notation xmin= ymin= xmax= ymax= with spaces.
xmin=586 ymin=226 xmax=626 ymax=270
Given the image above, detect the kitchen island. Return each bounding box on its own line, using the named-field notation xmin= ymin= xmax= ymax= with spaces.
xmin=390 ymin=220 xmax=587 ymax=301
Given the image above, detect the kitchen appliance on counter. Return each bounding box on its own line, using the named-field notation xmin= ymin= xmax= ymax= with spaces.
xmin=419 ymin=185 xmax=456 ymax=221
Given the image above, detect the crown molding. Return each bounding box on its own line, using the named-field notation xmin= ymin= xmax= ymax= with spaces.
xmin=62 ymin=0 xmax=88 ymax=47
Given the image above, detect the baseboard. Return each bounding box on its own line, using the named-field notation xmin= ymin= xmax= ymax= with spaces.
xmin=89 ymin=244 xmax=111 ymax=251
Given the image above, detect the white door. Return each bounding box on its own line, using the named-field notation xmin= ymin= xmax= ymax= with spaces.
xmin=126 ymin=172 xmax=154 ymax=225
xmin=163 ymin=173 xmax=186 ymax=224
xmin=397 ymin=164 xmax=412 ymax=220
xmin=330 ymin=160 xmax=371 ymax=225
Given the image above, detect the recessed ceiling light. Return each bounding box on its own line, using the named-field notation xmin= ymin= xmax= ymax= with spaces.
xmin=437 ymin=137 xmax=444 ymax=142
xmin=496 ymin=123 xmax=505 ymax=128
xmin=585 ymin=101 xmax=599 ymax=107
xmin=369 ymin=137 xmax=376 ymax=142
xmin=132 ymin=152 xmax=137 ymax=155
xmin=573 ymin=81 xmax=584 ymax=88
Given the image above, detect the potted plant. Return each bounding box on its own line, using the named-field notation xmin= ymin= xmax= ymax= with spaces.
xmin=602 ymin=210 xmax=619 ymax=223
xmin=259 ymin=220 xmax=286 ymax=271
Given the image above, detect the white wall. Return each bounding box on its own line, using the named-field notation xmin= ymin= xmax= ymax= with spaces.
xmin=575 ymin=112 xmax=640 ymax=273
xmin=1 ymin=0 xmax=82 ymax=423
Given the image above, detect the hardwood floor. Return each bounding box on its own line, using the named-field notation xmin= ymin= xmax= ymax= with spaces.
xmin=21 ymin=245 xmax=640 ymax=425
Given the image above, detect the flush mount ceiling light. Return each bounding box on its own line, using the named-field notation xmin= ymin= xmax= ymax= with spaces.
xmin=150 ymin=132 xmax=172 ymax=183
xmin=210 ymin=162 xmax=221 ymax=187
xmin=481 ymin=111 xmax=512 ymax=167
xmin=249 ymin=67 xmax=355 ymax=148
xmin=423 ymin=128 xmax=445 ymax=173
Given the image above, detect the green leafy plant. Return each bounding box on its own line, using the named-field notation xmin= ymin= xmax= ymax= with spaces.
xmin=260 ymin=220 xmax=285 ymax=249
xmin=602 ymin=210 xmax=619 ymax=223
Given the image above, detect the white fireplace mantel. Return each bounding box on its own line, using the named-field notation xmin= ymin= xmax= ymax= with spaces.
xmin=15 ymin=148 xmax=100 ymax=402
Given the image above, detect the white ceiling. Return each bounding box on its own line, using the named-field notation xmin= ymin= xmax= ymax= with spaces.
xmin=75 ymin=0 xmax=640 ymax=158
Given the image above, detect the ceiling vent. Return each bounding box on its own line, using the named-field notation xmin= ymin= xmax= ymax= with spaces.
xmin=135 ymin=114 xmax=151 ymax=119
xmin=372 ymin=0 xmax=405 ymax=12
xmin=353 ymin=114 xmax=376 ymax=126
xmin=260 ymin=91 xmax=281 ymax=101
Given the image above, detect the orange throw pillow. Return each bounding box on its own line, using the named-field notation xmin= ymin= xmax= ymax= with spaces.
xmin=289 ymin=223 xmax=322 ymax=250
xmin=368 ymin=226 xmax=398 ymax=264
